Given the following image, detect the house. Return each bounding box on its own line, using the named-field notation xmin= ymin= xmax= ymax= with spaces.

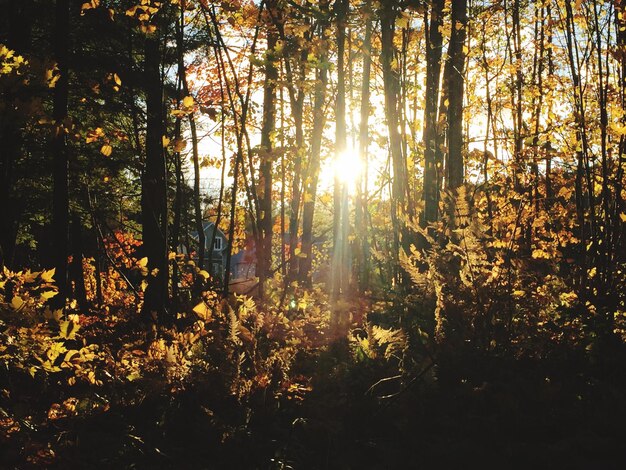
xmin=189 ymin=221 xmax=228 ymax=280
xmin=230 ymin=235 xmax=256 ymax=281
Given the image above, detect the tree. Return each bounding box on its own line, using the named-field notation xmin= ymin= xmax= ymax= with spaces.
xmin=51 ymin=0 xmax=71 ymax=309
xmin=444 ymin=0 xmax=467 ymax=191
xmin=141 ymin=12 xmax=169 ymax=323
xmin=422 ymin=0 xmax=444 ymax=224
xmin=258 ymin=0 xmax=279 ymax=297
xmin=300 ymin=0 xmax=331 ymax=287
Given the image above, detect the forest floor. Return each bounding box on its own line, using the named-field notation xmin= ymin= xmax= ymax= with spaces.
xmin=2 ymin=295 xmax=626 ymax=469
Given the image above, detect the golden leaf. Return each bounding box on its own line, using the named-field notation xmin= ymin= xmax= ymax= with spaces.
xmin=100 ymin=144 xmax=113 ymax=157
xmin=59 ymin=320 xmax=80 ymax=340
xmin=41 ymin=268 xmax=56 ymax=283
xmin=183 ymin=95 xmax=194 ymax=108
xmin=11 ymin=296 xmax=24 ymax=311
xmin=40 ymin=291 xmax=58 ymax=301
xmin=192 ymin=301 xmax=211 ymax=320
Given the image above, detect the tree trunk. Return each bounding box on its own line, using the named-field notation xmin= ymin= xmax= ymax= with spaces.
xmin=422 ymin=0 xmax=444 ymax=224
xmin=70 ymin=212 xmax=88 ymax=312
xmin=175 ymin=14 xmax=205 ymax=277
xmin=51 ymin=0 xmax=71 ymax=309
xmin=0 ymin=0 xmax=32 ymax=269
xmin=300 ymin=2 xmax=330 ymax=287
xmin=356 ymin=0 xmax=372 ymax=290
xmin=380 ymin=0 xmax=406 ymax=284
xmin=259 ymin=3 xmax=279 ymax=297
xmin=445 ymin=0 xmax=467 ymax=191
xmin=141 ymin=25 xmax=169 ymax=323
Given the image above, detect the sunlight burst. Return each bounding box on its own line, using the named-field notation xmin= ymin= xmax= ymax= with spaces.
xmin=334 ymin=148 xmax=362 ymax=192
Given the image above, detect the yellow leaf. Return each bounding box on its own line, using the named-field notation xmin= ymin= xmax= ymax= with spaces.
xmin=193 ymin=301 xmax=211 ymax=320
xmin=40 ymin=268 xmax=56 ymax=283
xmin=23 ymin=270 xmax=39 ymax=283
xmin=59 ymin=320 xmax=80 ymax=340
xmin=620 ymin=213 xmax=626 ymax=222
xmin=444 ymin=98 xmax=449 ymax=108
xmin=113 ymin=72 xmax=121 ymax=86
xmin=512 ymin=290 xmax=525 ymax=298
xmin=11 ymin=296 xmax=25 ymax=311
xmin=198 ymin=270 xmax=210 ymax=280
xmin=44 ymin=307 xmax=63 ymax=321
xmin=396 ymin=14 xmax=409 ymax=29
xmin=531 ymin=249 xmax=550 ymax=259
xmin=140 ymin=24 xmax=157 ymax=34
xmin=139 ymin=257 xmax=148 ymax=268
xmin=162 ymin=135 xmax=170 ymax=147
xmin=100 ymin=144 xmax=112 ymax=157
xmin=40 ymin=291 xmax=58 ymax=301
xmin=183 ymin=95 xmax=194 ymax=108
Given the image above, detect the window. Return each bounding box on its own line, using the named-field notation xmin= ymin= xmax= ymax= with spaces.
xmin=213 ymin=237 xmax=222 ymax=250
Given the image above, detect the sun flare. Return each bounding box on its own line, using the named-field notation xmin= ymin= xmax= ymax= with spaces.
xmin=317 ymin=147 xmax=363 ymax=195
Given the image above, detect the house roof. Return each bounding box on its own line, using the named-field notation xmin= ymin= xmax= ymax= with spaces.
xmin=190 ymin=221 xmax=228 ymax=244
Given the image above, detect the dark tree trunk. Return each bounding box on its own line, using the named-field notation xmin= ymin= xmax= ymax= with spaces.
xmin=445 ymin=0 xmax=467 ymax=191
xmin=259 ymin=2 xmax=279 ymax=297
xmin=51 ymin=0 xmax=71 ymax=309
xmin=0 ymin=0 xmax=32 ymax=269
xmin=141 ymin=26 xmax=169 ymax=323
xmin=422 ymin=0 xmax=445 ymax=224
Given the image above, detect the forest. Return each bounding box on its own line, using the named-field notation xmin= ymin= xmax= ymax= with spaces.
xmin=1 ymin=0 xmax=625 ymax=467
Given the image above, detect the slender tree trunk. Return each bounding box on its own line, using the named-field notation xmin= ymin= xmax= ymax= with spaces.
xmin=51 ymin=0 xmax=71 ymax=309
xmin=615 ymin=1 xmax=626 ymax=258
xmin=563 ymin=0 xmax=595 ymax=291
xmin=356 ymin=0 xmax=372 ymax=290
xmin=300 ymin=3 xmax=330 ymax=286
xmin=380 ymin=0 xmax=406 ymax=284
xmin=259 ymin=3 xmax=279 ymax=297
xmin=171 ymin=109 xmax=182 ymax=303
xmin=70 ymin=212 xmax=88 ymax=311
xmin=175 ymin=14 xmax=205 ymax=275
xmin=331 ymin=0 xmax=348 ymax=297
xmin=423 ymin=0 xmax=445 ymax=224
